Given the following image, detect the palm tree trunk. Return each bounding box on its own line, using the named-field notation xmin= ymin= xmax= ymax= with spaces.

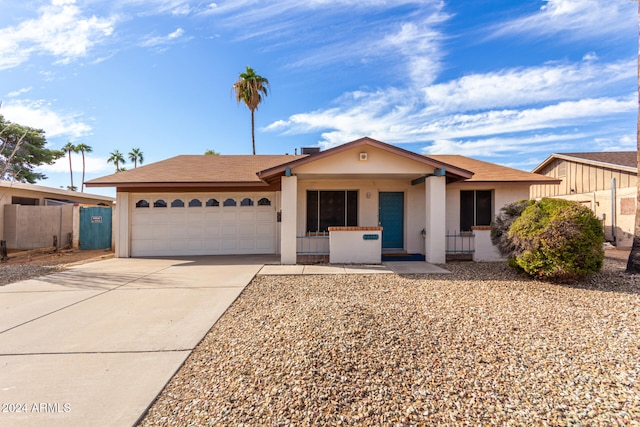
xmin=626 ymin=1 xmax=640 ymax=273
xmin=81 ymin=151 xmax=86 ymax=192
xmin=68 ymin=150 xmax=74 ymax=190
xmin=251 ymin=109 xmax=256 ymax=155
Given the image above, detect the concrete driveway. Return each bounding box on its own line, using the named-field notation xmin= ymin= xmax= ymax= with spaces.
xmin=0 ymin=255 xmax=277 ymax=427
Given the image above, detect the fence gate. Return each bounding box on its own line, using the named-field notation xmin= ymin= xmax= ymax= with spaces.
xmin=79 ymin=206 xmax=112 ymax=250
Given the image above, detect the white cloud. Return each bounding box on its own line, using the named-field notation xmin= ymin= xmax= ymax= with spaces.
xmin=423 ymin=133 xmax=589 ymax=157
xmin=488 ymin=0 xmax=636 ymax=41
xmin=140 ymin=27 xmax=187 ymax=47
xmin=422 ymin=59 xmax=635 ymax=113
xmin=1 ymin=100 xmax=92 ymax=139
xmin=7 ymin=87 xmax=32 ymax=97
xmin=0 ymin=0 xmax=116 ymax=69
xmin=39 ymin=153 xmax=112 ymax=174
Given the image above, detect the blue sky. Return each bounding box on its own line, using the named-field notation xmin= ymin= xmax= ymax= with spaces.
xmin=0 ymin=0 xmax=636 ymax=197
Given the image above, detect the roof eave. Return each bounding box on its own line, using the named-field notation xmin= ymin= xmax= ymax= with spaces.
xmin=85 ymin=181 xmax=270 ymax=189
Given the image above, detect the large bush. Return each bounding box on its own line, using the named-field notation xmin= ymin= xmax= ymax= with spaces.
xmin=491 ymin=199 xmax=534 ymax=257
xmin=500 ymin=198 xmax=604 ymax=281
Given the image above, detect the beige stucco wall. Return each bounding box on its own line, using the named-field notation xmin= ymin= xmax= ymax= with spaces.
xmin=295 ymin=178 xmax=429 ymax=254
xmin=3 ymin=204 xmax=75 ymax=249
xmin=444 ymin=183 xmax=531 ymax=233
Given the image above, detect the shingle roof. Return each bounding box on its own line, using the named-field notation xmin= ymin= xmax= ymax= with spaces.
xmin=558 ymin=152 xmax=637 ymax=169
xmin=531 ymin=151 xmax=638 ymax=174
xmin=86 ymin=155 xmax=306 ymax=187
xmin=86 ymin=142 xmax=559 ymax=189
xmin=428 ymin=155 xmax=561 ymax=183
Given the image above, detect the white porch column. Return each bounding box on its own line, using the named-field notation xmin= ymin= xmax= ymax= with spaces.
xmin=281 ymin=175 xmax=298 ymax=264
xmin=425 ymin=176 xmax=446 ymax=264
xmin=115 ymin=192 xmax=129 ymax=258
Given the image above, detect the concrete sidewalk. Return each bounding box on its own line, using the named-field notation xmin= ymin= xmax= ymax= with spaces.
xmin=0 ymin=255 xmax=276 ymax=427
xmin=258 ymin=261 xmax=450 ymax=275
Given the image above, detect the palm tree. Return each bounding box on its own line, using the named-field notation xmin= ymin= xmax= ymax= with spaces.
xmin=62 ymin=142 xmax=78 ymax=191
xmin=128 ymin=148 xmax=144 ymax=168
xmin=75 ymin=143 xmax=92 ymax=192
xmin=107 ymin=150 xmax=125 ymax=172
xmin=627 ymin=0 xmax=640 ymax=273
xmin=232 ymin=66 xmax=270 ymax=155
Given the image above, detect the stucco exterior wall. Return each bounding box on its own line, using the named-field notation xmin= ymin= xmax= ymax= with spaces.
xmin=3 ymin=204 xmax=74 ymax=249
xmin=295 ymin=178 xmax=428 ymax=254
xmin=444 ymin=183 xmax=530 ymax=233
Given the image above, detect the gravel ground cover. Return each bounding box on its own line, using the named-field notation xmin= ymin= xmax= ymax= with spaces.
xmin=140 ymin=257 xmax=639 ymax=426
xmin=0 ymin=249 xmax=113 ymax=286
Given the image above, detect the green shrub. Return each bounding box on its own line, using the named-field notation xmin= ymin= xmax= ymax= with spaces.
xmin=491 ymin=199 xmax=534 ymax=257
xmin=506 ymin=198 xmax=604 ymax=281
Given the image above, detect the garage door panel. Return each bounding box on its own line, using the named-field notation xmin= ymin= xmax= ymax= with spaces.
xmin=221 ymin=239 xmax=238 ymax=250
xmin=185 ymin=225 xmax=203 ymax=237
xmin=150 ymin=212 xmax=170 ymax=225
xmin=239 ymin=211 xmax=255 ymax=222
xmin=131 ymin=193 xmax=276 ymax=256
xmin=204 ymin=224 xmax=220 ymax=235
xmin=186 ymin=240 xmax=204 ymax=251
xmin=168 ymin=227 xmax=185 ymax=239
xmin=239 ymin=239 xmax=255 ymax=250
xmin=203 ymin=211 xmax=220 ymax=222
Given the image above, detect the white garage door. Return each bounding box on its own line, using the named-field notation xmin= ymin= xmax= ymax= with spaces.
xmin=130 ymin=193 xmax=277 ymax=256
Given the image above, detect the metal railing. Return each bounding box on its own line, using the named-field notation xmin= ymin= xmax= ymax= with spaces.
xmin=297 ymin=232 xmax=330 ymax=263
xmin=446 ymin=230 xmax=475 ymax=255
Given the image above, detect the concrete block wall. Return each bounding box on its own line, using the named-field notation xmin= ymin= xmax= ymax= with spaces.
xmin=3 ymin=205 xmax=75 ymax=249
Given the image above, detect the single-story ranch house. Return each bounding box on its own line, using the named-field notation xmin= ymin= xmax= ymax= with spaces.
xmin=86 ymin=137 xmax=559 ymax=264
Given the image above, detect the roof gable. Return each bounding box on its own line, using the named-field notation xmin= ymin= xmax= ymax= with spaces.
xmin=532 ymin=152 xmax=638 ymax=174
xmin=258 ymin=137 xmax=474 ymax=181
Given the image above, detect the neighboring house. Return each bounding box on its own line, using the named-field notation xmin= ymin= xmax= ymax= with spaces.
xmin=86 ymin=137 xmax=558 ymax=263
xmin=531 ymin=152 xmax=637 ymax=248
xmin=0 ymin=181 xmax=115 ymax=249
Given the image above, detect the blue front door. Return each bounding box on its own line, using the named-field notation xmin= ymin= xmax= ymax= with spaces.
xmin=379 ymin=192 xmax=404 ymax=249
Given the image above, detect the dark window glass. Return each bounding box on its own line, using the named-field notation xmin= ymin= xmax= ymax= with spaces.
xmin=306 ymin=191 xmax=319 ymax=232
xmin=206 ymin=198 xmax=219 ymax=207
xmin=460 ymin=190 xmax=492 ymax=230
xmin=12 ymin=196 xmax=39 ymax=205
xmin=240 ymin=198 xmax=254 ymax=206
xmin=135 ymin=199 xmax=149 ymax=208
xmin=171 ymin=199 xmax=184 ymax=208
xmin=189 ymin=199 xmax=202 ymax=207
xmin=257 ymin=197 xmax=271 ymax=206
xmin=154 ymin=199 xmax=167 ymax=208
xmin=460 ymin=191 xmax=474 ymax=231
xmin=475 ymin=190 xmax=492 ymax=226
xmin=306 ymin=190 xmax=358 ymax=232
xmin=223 ymin=198 xmax=236 ymax=207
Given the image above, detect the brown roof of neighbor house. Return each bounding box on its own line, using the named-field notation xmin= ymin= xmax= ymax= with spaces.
xmin=428 ymin=155 xmax=561 ymax=184
xmin=85 ymin=155 xmax=307 ymax=188
xmin=532 ymin=151 xmax=638 ymax=174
